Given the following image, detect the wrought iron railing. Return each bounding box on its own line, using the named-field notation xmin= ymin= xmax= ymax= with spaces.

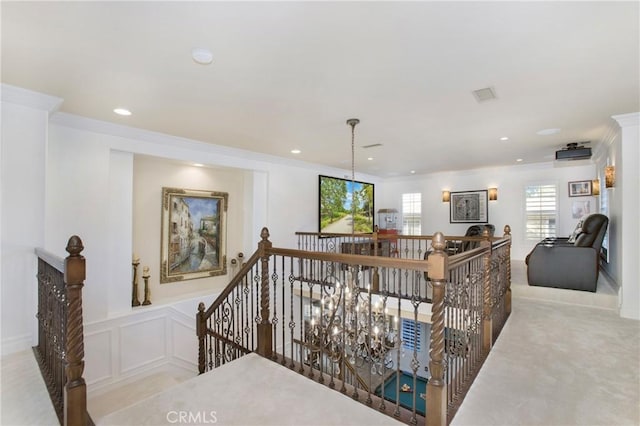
xmin=34 ymin=236 xmax=90 ymax=426
xmin=198 ymin=226 xmax=511 ymax=426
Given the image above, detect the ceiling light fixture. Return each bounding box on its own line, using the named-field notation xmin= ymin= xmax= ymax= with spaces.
xmin=113 ymin=108 xmax=131 ymax=116
xmin=192 ymin=48 xmax=213 ymax=65
xmin=367 ymin=157 xmax=373 ymax=161
xmin=304 ymin=117 xmax=401 ymax=380
xmin=516 ymin=158 xmax=523 ymax=162
xmin=193 ymin=163 xmax=204 ymax=167
xmin=500 ymin=137 xmax=509 ymax=141
xmin=290 ymin=149 xmax=301 ymax=154
xmin=536 ymin=128 xmax=561 ymax=136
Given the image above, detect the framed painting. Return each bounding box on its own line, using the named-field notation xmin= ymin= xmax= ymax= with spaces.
xmin=450 ymin=190 xmax=488 ymax=223
xmin=160 ymin=187 xmax=228 ymax=283
xmin=318 ymin=175 xmax=374 ymax=234
xmin=568 ymin=180 xmax=592 ymax=197
xmin=572 ymin=199 xmax=592 ymax=219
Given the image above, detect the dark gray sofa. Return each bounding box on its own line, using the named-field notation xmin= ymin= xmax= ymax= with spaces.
xmin=525 ymin=213 xmax=608 ymax=292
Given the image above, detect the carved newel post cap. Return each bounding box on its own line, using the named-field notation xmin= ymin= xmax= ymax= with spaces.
xmin=66 ymin=235 xmax=84 ymax=256
xmin=504 ymin=224 xmax=511 ymax=235
xmin=260 ymin=227 xmax=270 ymax=241
xmin=432 ymin=232 xmax=445 ymax=252
xmin=198 ymin=302 xmax=205 ymax=312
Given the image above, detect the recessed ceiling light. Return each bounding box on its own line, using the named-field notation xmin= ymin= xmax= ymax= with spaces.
xmin=536 ymin=128 xmax=561 ymax=136
xmin=500 ymin=136 xmax=509 ymax=141
xmin=367 ymin=157 xmax=374 ymax=161
xmin=193 ymin=163 xmax=204 ymax=167
xmin=192 ymin=48 xmax=213 ymax=65
xmin=291 ymin=149 xmax=301 ymax=154
xmin=113 ymin=108 xmax=131 ymax=116
xmin=410 ymin=170 xmax=416 ymax=174
xmin=516 ymin=158 xmax=523 ymax=162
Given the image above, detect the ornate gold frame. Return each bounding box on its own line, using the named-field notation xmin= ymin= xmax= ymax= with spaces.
xmin=160 ymin=187 xmax=228 ymax=283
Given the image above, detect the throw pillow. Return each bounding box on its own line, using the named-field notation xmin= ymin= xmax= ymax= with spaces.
xmin=568 ymin=227 xmax=582 ymax=243
xmin=568 ymin=219 xmax=584 ymax=243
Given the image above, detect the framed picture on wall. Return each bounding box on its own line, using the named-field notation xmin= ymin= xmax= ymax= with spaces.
xmin=450 ymin=190 xmax=488 ymax=223
xmin=318 ymin=175 xmax=374 ymax=234
xmin=572 ymin=199 xmax=592 ymax=219
xmin=568 ymin=180 xmax=592 ymax=197
xmin=160 ymin=187 xmax=228 ymax=283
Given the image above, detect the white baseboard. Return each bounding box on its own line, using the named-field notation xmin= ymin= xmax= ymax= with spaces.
xmin=1 ymin=334 xmax=33 ymax=357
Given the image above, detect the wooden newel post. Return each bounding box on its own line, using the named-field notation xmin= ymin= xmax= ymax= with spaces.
xmin=257 ymin=227 xmax=273 ymax=358
xmin=503 ymin=225 xmax=512 ymax=316
xmin=197 ymin=302 xmax=206 ymax=374
xmin=481 ymin=229 xmax=493 ymax=354
xmin=63 ymin=236 xmax=87 ymax=426
xmin=426 ymin=232 xmax=448 ymax=426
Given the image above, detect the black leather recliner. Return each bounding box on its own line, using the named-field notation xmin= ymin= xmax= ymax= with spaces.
xmin=447 ymin=224 xmax=495 ymax=254
xmin=525 ymin=213 xmax=609 ymax=292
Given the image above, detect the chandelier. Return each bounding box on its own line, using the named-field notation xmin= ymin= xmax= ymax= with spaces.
xmin=304 ymin=119 xmax=401 ymax=378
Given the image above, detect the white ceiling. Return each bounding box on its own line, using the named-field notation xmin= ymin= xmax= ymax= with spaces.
xmin=2 ymin=1 xmax=639 ymax=177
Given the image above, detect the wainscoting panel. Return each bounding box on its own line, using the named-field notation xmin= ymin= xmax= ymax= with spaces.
xmin=119 ymin=316 xmax=166 ymax=374
xmin=84 ymin=299 xmax=206 ymax=395
xmin=170 ymin=315 xmax=197 ymax=368
xmin=84 ymin=329 xmax=113 ymax=385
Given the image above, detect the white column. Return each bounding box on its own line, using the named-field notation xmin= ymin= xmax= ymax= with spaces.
xmin=612 ymin=112 xmax=640 ymax=320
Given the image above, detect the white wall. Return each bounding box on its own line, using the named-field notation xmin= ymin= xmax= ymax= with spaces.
xmin=1 ymin=86 xmax=62 ymax=355
xmin=378 ymin=161 xmax=596 ymax=260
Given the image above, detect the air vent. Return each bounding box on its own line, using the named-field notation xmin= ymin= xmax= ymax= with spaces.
xmin=362 ymin=143 xmax=383 ymax=149
xmin=472 ymin=87 xmax=497 ymax=102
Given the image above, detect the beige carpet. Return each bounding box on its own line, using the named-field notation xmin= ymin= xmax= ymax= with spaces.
xmin=452 ymin=297 xmax=640 ymax=426
xmin=97 ymin=353 xmax=402 ymax=426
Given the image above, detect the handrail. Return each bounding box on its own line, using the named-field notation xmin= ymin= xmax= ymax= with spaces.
xmin=35 ymin=247 xmax=65 ymax=272
xmin=34 ymin=236 xmax=89 ymax=426
xmin=199 ymin=225 xmax=512 ymax=426
xmin=202 ymin=249 xmax=261 ymax=318
xmin=270 ymin=247 xmax=430 ymax=271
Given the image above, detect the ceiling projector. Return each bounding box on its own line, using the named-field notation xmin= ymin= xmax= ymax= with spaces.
xmin=555 ymin=142 xmax=592 ymax=161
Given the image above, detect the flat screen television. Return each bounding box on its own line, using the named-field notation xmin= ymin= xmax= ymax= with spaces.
xmin=318 ymin=175 xmax=374 ymax=234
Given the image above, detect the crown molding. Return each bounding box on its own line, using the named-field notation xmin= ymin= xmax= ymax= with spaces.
xmin=49 ymin=111 xmax=379 ymax=183
xmin=1 ymin=84 xmax=63 ymax=113
xmin=612 ymin=112 xmax=640 ymax=128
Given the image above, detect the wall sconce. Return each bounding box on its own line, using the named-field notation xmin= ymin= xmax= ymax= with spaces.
xmin=592 ymin=179 xmax=600 ymax=196
xmin=488 ymin=187 xmax=498 ymax=201
xmin=605 ymin=166 xmax=615 ymax=188
xmin=442 ymin=191 xmax=450 ymax=203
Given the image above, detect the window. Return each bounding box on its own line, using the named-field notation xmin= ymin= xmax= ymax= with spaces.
xmin=525 ymin=184 xmax=557 ymax=240
xmin=401 ymin=318 xmax=421 ymax=351
xmin=402 ymin=193 xmax=422 ymax=235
